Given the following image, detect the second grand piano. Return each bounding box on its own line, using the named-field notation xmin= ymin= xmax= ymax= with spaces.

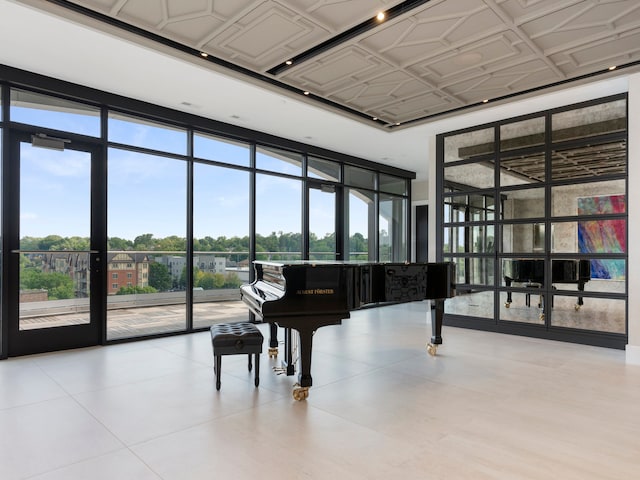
xmin=240 ymin=260 xmax=455 ymax=400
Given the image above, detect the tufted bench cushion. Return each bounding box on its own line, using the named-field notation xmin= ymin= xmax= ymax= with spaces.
xmin=210 ymin=322 xmax=263 ymax=390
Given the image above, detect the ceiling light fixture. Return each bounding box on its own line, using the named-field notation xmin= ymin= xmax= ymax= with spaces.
xmin=609 ymin=65 xmax=617 ymax=71
xmin=372 ymin=117 xmax=378 ymax=121
xmin=303 ymin=91 xmax=310 ymax=95
xmin=200 ymin=52 xmax=208 ymax=58
xmin=482 ymin=99 xmax=489 ymax=103
xmin=376 ymin=11 xmax=385 ymax=21
xmin=286 ymin=60 xmax=293 ymax=65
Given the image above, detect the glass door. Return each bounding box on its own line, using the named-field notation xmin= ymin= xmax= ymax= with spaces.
xmin=7 ymin=132 xmax=104 ymax=355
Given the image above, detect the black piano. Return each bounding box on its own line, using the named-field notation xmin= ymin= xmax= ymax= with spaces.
xmin=240 ymin=260 xmax=455 ymax=400
xmin=503 ymin=259 xmax=591 ymax=310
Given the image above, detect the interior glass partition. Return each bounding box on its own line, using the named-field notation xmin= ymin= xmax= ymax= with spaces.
xmin=438 ymin=95 xmax=628 ymax=348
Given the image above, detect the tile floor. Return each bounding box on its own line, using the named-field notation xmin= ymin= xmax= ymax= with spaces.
xmin=1 ymin=301 xmax=640 ymax=479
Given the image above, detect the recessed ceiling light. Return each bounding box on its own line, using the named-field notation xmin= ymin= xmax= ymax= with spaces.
xmin=200 ymin=52 xmax=208 ymax=58
xmin=609 ymin=65 xmax=617 ymax=71
xmin=303 ymin=91 xmax=310 ymax=95
xmin=482 ymin=99 xmax=489 ymax=103
xmin=376 ymin=12 xmax=385 ymax=21
xmin=372 ymin=117 xmax=378 ymax=121
xmin=285 ymin=60 xmax=293 ymax=65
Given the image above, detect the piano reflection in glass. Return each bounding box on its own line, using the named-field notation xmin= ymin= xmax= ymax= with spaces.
xmin=240 ymin=261 xmax=455 ymax=400
xmin=503 ymin=259 xmax=591 ymax=317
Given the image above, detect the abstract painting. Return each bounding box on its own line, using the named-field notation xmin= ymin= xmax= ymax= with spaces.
xmin=577 ymin=194 xmax=626 ymax=280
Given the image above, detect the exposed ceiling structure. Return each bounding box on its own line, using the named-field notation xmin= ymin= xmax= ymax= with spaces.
xmin=0 ymin=0 xmax=637 ymax=180
xmin=37 ymin=0 xmax=640 ymax=129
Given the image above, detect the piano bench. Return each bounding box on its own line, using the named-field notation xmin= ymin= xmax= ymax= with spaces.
xmin=210 ymin=322 xmax=264 ymax=391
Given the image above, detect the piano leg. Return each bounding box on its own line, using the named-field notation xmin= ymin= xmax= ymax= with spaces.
xmin=274 ymin=315 xmax=344 ymax=401
xmin=576 ymin=282 xmax=585 ymax=310
xmin=282 ymin=328 xmax=296 ymax=376
xmin=504 ymin=277 xmax=513 ymax=307
xmin=428 ymin=299 xmax=444 ymax=356
xmin=292 ymin=327 xmax=314 ymax=401
xmin=268 ymin=322 xmax=279 ymax=358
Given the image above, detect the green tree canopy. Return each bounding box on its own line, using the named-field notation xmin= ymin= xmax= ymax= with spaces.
xmin=20 ymin=270 xmax=74 ymax=300
xmin=148 ymin=262 xmax=172 ymax=291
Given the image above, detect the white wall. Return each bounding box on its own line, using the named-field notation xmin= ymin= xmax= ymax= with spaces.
xmin=626 ymin=73 xmax=640 ymax=364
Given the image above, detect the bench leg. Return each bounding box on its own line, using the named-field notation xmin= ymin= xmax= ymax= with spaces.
xmin=248 ymin=354 xmax=253 ymax=372
xmin=215 ymin=355 xmax=222 ymax=391
xmin=254 ymin=353 xmax=260 ymax=387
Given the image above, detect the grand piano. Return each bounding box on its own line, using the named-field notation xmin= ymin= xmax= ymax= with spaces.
xmin=240 ymin=260 xmax=455 ymax=400
xmin=503 ymin=259 xmax=591 ymax=313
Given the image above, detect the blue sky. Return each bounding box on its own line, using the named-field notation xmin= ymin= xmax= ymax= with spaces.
xmin=13 ymin=101 xmax=367 ymax=241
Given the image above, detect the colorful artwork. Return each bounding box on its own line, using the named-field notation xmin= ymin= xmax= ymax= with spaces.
xmin=577 ymin=194 xmax=626 ymax=280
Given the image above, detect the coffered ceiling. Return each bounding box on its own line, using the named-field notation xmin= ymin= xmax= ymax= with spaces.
xmin=31 ymin=0 xmax=640 ymax=129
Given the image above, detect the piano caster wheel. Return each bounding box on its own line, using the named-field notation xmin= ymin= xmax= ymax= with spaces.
xmin=574 ymin=304 xmax=581 ymax=311
xmin=292 ymin=384 xmax=309 ymax=401
xmin=268 ymin=347 xmax=278 ymax=358
xmin=426 ymin=343 xmax=438 ymax=356
xmin=504 ymin=302 xmax=511 ymax=308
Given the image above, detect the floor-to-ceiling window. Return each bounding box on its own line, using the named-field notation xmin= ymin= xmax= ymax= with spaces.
xmin=255 ymin=146 xmax=303 ymax=262
xmin=0 ymin=68 xmax=415 ymax=358
xmin=345 ymin=166 xmax=376 ymax=261
xmin=307 ymin=156 xmax=340 ymax=261
xmin=379 ymin=174 xmax=408 ymax=262
xmin=438 ymin=95 xmax=628 ymax=349
xmin=192 ymin=133 xmax=250 ymax=329
xmin=106 ymin=112 xmax=188 ymax=340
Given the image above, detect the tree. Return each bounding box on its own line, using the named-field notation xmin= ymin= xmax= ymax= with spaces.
xmin=157 ymin=235 xmax=186 ymax=251
xmin=38 ymin=235 xmax=64 ymax=251
xmin=224 ymin=272 xmax=242 ymax=288
xmin=108 ymin=237 xmax=133 ymax=250
xmin=197 ymin=272 xmax=216 ymax=290
xmin=20 ymin=270 xmax=75 ymax=300
xmin=133 ymin=233 xmax=157 ymax=251
xmin=349 ymin=232 xmax=367 ymax=253
xmin=179 ymin=266 xmax=202 ymax=289
xmin=55 ymin=236 xmax=90 ymax=251
xmin=213 ymin=273 xmax=225 ymax=288
xmin=148 ymin=262 xmax=172 ymax=291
